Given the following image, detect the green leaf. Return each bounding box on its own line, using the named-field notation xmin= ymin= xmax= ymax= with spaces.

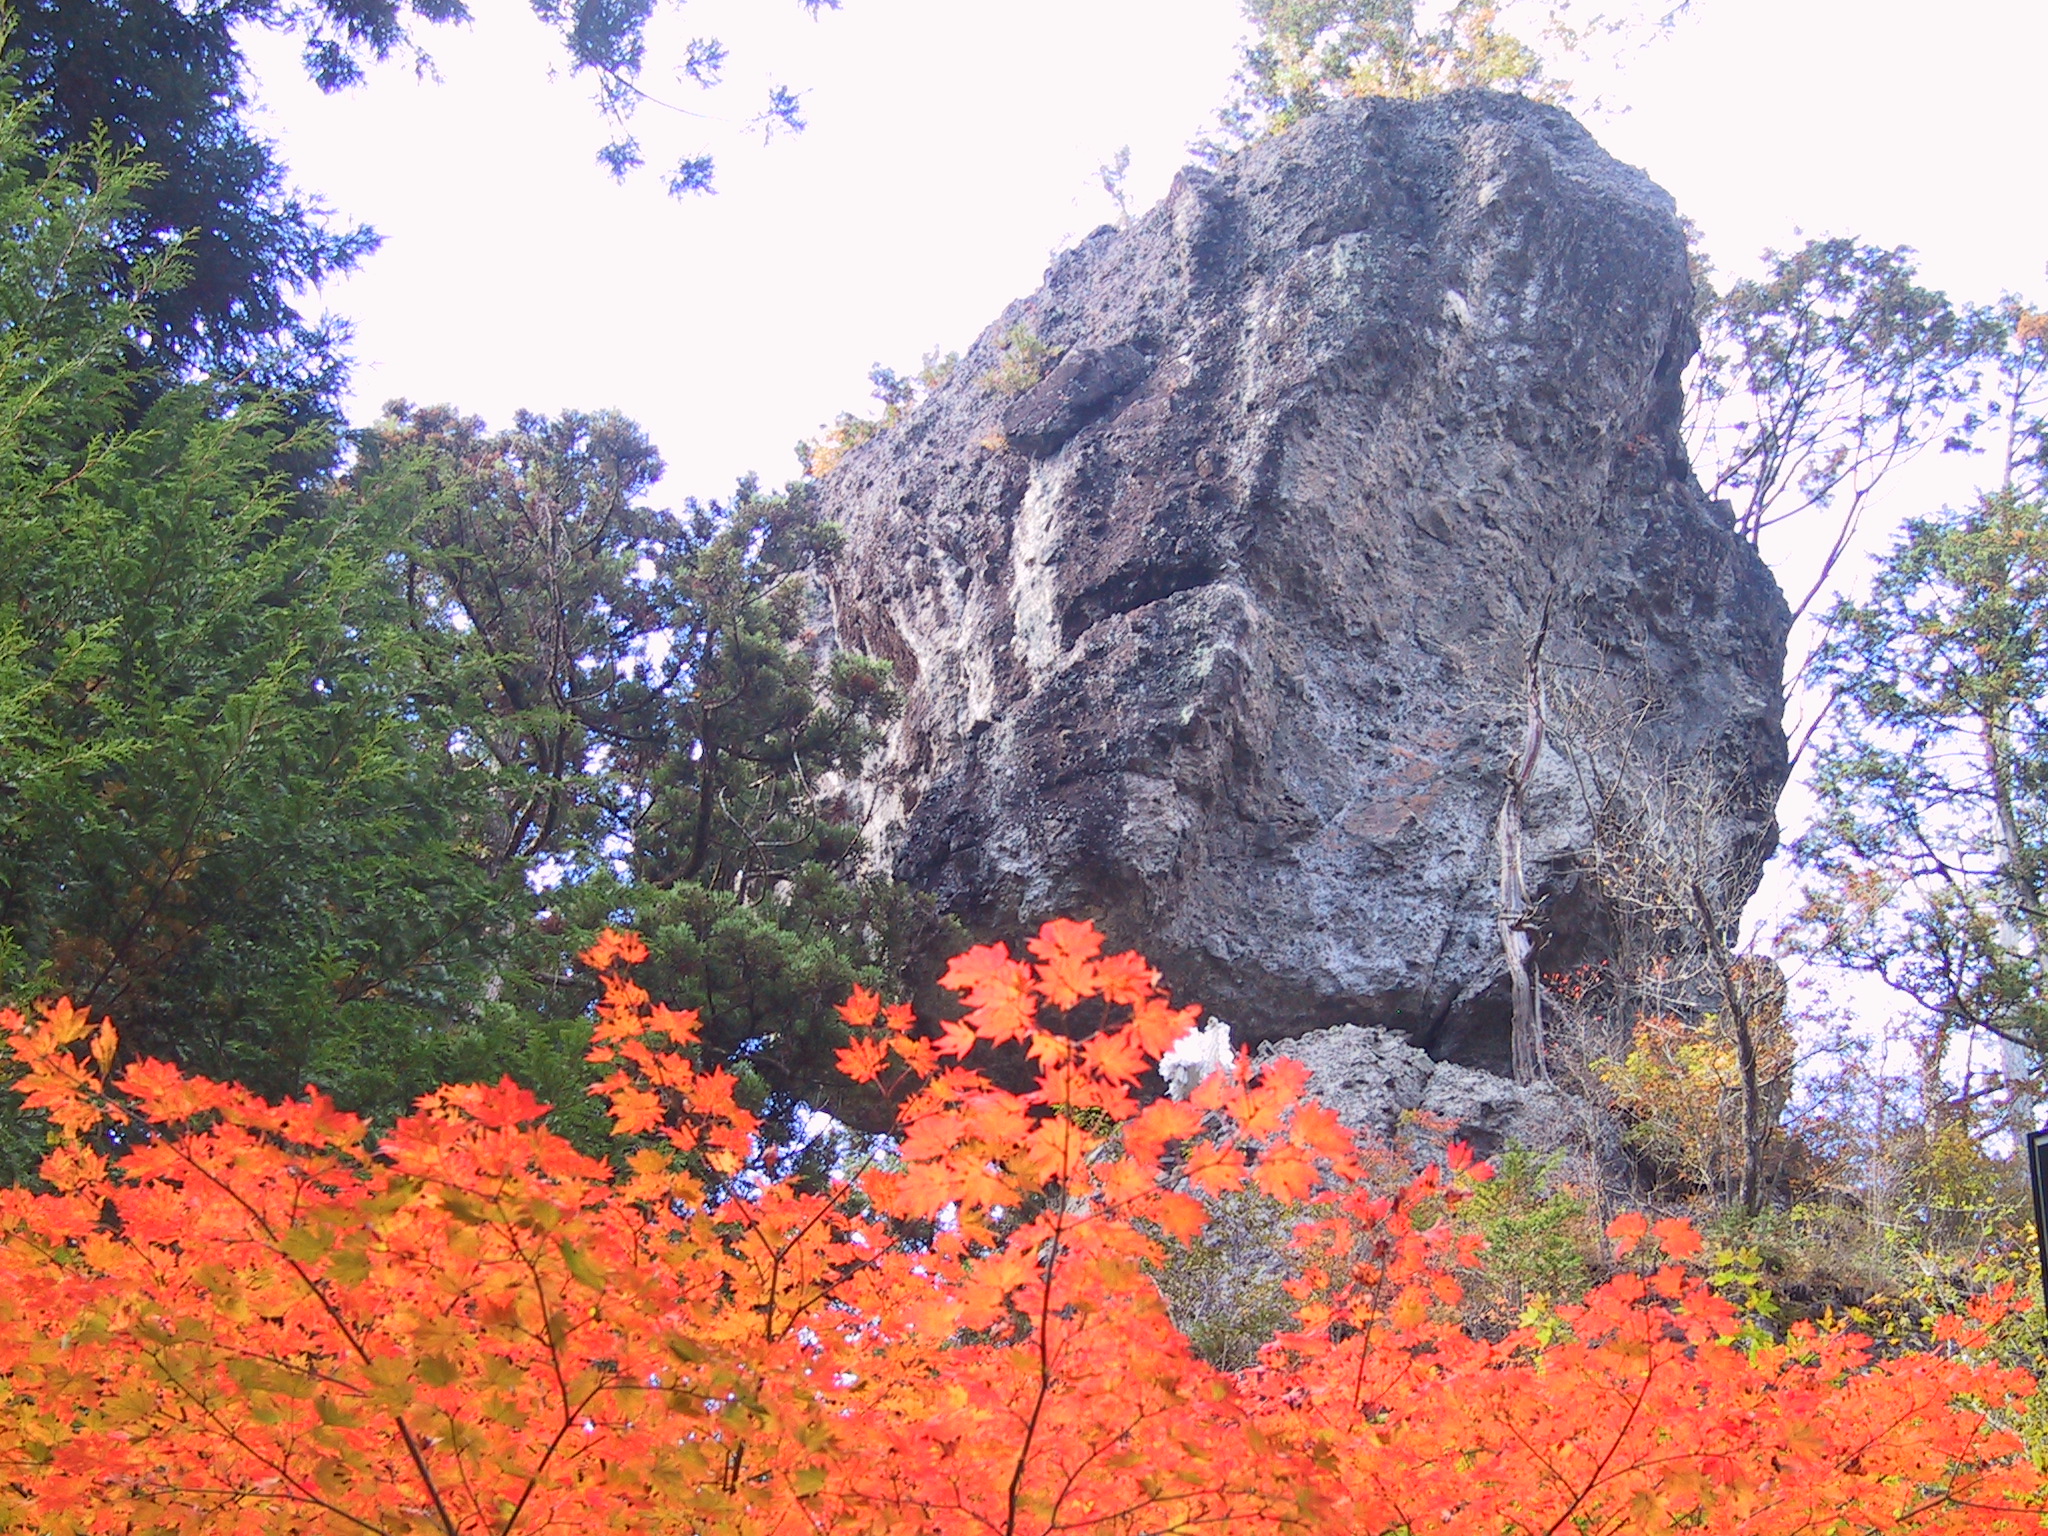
xmin=559 ymin=1239 xmax=607 ymax=1289
xmin=315 ymin=1394 xmax=359 ymax=1428
xmin=327 ymin=1245 xmax=372 ymax=1286
xmin=280 ymin=1225 xmax=334 ymax=1264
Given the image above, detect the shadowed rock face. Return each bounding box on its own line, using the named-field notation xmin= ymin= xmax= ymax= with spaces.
xmin=816 ymin=90 xmax=1789 ymax=1074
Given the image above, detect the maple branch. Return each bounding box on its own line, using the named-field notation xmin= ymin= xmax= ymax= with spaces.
xmin=1049 ymin=1484 xmax=1252 ymax=1534
xmin=1346 ymin=1283 xmax=1383 ymax=1417
xmin=495 ymin=1378 xmax=612 ymax=1536
xmin=779 ymin=1468 xmax=836 ymax=1536
xmin=1003 ymin=1092 xmax=1076 ymax=1536
xmin=153 ymin=1143 xmax=377 ymax=1362
xmin=134 ymin=1344 xmax=393 ymax=1536
xmin=1536 ymin=1310 xmax=1659 ymax=1536
xmin=748 ymin=1161 xmax=882 ymax=1344
xmin=505 ymin=1217 xmax=578 ymax=1422
xmin=445 ymin=1417 xmax=492 ymax=1535
xmin=1491 ymin=1390 xmax=1574 ymax=1509
xmin=398 ymin=1417 xmax=464 ymax=1536
xmin=128 ymin=1476 xmax=392 ymax=1536
xmin=774 ymin=1231 xmax=908 ymax=1340
xmin=1899 ymin=1490 xmax=2048 ymax=1525
xmin=145 ymin=1137 xmax=468 ymax=1536
xmin=1039 ymin=1400 xmax=1241 ymax=1533
xmin=1830 ymin=1382 xmax=1996 ymax=1505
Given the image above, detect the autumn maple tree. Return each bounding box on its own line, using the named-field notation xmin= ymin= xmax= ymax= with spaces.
xmin=0 ymin=918 xmax=2037 ymax=1533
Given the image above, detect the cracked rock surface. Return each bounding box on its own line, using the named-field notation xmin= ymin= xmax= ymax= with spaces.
xmin=816 ymin=90 xmax=1788 ymax=1073
xmin=1259 ymin=1024 xmax=1580 ymax=1159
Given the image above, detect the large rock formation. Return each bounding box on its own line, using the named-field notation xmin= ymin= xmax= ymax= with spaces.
xmin=815 ymin=90 xmax=1789 ymax=1074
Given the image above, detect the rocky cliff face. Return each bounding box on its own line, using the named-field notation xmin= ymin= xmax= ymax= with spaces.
xmin=816 ymin=91 xmax=1789 ymax=1074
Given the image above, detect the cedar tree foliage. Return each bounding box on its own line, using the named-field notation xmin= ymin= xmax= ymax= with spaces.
xmin=0 ymin=86 xmax=508 ymax=1144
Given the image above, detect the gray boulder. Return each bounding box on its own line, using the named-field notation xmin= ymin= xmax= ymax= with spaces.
xmin=815 ymin=90 xmax=1788 ymax=1073
xmin=1259 ymin=1023 xmax=1578 ymax=1160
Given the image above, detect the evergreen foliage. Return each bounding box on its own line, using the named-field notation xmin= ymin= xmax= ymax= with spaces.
xmin=8 ymin=0 xmax=381 ymax=387
xmin=0 ymin=67 xmax=924 ymax=1161
xmin=350 ymin=403 xmax=931 ymax=1141
xmin=0 ymin=99 xmax=508 ymax=1155
xmin=1795 ymin=492 xmax=2048 ymax=1077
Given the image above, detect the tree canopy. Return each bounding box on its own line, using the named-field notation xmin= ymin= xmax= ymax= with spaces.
xmin=351 ymin=403 xmax=930 ymax=1139
xmin=1223 ymin=0 xmax=1552 ymax=140
xmin=1206 ymin=0 xmax=1691 ymax=150
xmin=0 ymin=93 xmax=522 ymax=1149
xmin=0 ymin=61 xmax=920 ymax=1159
xmin=1794 ymin=492 xmax=2048 ymax=1092
xmin=1685 ymin=238 xmax=1991 ymax=620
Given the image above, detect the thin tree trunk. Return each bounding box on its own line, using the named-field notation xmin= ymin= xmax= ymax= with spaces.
xmin=1692 ymin=880 xmax=1763 ymax=1215
xmin=1500 ymin=615 xmax=1549 ymax=1086
xmin=1981 ymin=709 xmax=2044 ymax=1140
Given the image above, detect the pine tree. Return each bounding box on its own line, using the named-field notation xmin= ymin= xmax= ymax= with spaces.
xmin=353 ymin=404 xmax=940 ymax=1140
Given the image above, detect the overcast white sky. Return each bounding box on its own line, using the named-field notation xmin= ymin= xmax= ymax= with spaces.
xmin=243 ymin=0 xmax=2047 ymax=979
xmin=244 ymin=0 xmax=2048 ymax=502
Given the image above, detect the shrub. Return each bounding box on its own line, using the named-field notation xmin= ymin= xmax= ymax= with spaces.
xmin=802 ymin=350 xmax=959 ymax=475
xmin=1455 ymin=1146 xmax=1595 ymax=1323
xmin=0 ymin=923 xmax=2036 ymax=1534
xmin=1598 ymin=1002 xmax=1794 ymax=1198
xmin=978 ymin=322 xmax=1059 ymax=396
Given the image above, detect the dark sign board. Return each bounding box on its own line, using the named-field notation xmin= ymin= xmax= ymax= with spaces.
xmin=2029 ymin=1129 xmax=2048 ymax=1317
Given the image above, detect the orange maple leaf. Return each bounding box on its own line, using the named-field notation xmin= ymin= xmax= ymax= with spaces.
xmin=1152 ymin=1191 xmax=1208 ymax=1244
xmin=891 ymin=1036 xmax=940 ymax=1077
xmin=1027 ymin=917 xmax=1105 ymax=1007
xmin=836 ymin=1038 xmax=890 ymax=1084
xmin=1092 ymin=949 xmax=1157 ymax=1006
xmin=443 ymin=1077 xmax=552 ymax=1129
xmin=0 ymin=923 xmax=2036 ymax=1536
xmin=935 ymin=1015 xmax=979 ymax=1060
xmin=1183 ymin=1141 xmax=1248 ymax=1195
xmin=1128 ymin=997 xmax=1200 ymax=1059
xmin=1287 ymin=1100 xmax=1354 ymax=1160
xmin=1254 ymin=1144 xmax=1318 ymax=1203
xmin=940 ymin=942 xmax=1039 ymax=1044
xmin=1082 ymin=1025 xmax=1150 ymax=1086
xmin=1652 ymin=1217 xmax=1704 ymax=1260
xmin=837 ymin=986 xmax=882 ymax=1030
xmin=578 ymin=926 xmax=649 ymax=970
xmin=1123 ymin=1099 xmax=1202 ymax=1171
xmin=1607 ymin=1211 xmax=1650 ymax=1258
xmin=1024 ymin=1030 xmax=1073 ymax=1072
